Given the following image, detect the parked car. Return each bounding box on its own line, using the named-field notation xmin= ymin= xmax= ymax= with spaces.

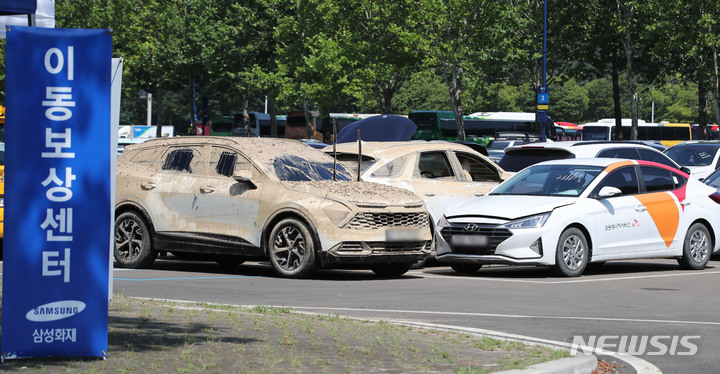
xmin=326 ymin=141 xmax=509 ymax=223
xmin=498 ymin=140 xmax=686 ymax=175
xmin=325 ymin=141 xmax=509 ymax=266
xmin=703 ymin=166 xmax=720 ymax=192
xmin=485 ymin=133 xmax=543 ymax=163
xmin=114 ymin=137 xmax=432 ymax=278
xmin=664 ymin=141 xmax=720 ymax=180
xmin=436 ymin=158 xmax=720 ymax=276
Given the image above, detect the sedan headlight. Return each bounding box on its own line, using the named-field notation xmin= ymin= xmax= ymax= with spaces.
xmin=498 ymin=213 xmax=550 ymax=229
xmin=323 ymin=201 xmax=353 ymax=226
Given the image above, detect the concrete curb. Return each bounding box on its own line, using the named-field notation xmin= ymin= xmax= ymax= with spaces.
xmin=497 ymin=355 xmax=597 ymax=374
xmin=133 ymin=298 xmax=661 ymax=374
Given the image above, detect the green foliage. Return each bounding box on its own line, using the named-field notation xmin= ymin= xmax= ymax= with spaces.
xmin=1 ymin=0 xmax=718 ymax=130
xmin=551 ymin=78 xmax=589 ymax=123
xmin=393 ymin=71 xmax=452 ymax=114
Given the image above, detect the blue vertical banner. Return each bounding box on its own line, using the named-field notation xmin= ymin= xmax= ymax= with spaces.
xmin=2 ymin=27 xmax=112 ymax=359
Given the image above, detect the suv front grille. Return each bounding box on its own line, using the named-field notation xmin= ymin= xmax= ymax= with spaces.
xmin=346 ymin=212 xmax=429 ymax=230
xmin=337 ymin=241 xmax=429 ymax=253
xmin=440 ymin=224 xmax=512 ymax=255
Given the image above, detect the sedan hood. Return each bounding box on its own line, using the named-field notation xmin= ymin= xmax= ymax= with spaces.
xmin=447 ymin=195 xmax=577 ymax=220
xmin=283 ymin=181 xmax=424 ymax=207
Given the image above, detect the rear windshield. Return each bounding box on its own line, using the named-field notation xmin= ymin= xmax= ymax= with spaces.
xmin=498 ymin=149 xmax=575 ymax=172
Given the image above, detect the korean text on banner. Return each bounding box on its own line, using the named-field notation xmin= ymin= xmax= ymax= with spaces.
xmin=2 ymin=27 xmax=113 ymax=359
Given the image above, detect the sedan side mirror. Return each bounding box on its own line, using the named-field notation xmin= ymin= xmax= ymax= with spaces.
xmin=680 ymin=166 xmax=692 ymax=175
xmin=598 ymin=186 xmax=621 ymax=198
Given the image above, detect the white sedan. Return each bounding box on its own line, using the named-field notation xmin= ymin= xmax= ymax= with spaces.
xmin=436 ymin=158 xmax=720 ymax=276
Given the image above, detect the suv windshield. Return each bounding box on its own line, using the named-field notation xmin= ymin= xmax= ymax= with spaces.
xmin=272 ymin=154 xmax=354 ymax=182
xmin=498 ymin=149 xmax=574 ymax=172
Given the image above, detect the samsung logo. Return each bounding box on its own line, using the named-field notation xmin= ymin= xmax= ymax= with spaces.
xmin=26 ymin=300 xmax=86 ymax=322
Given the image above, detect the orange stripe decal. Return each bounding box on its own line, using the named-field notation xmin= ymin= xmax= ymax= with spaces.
xmin=634 ymin=192 xmax=679 ymax=247
xmin=604 ymin=160 xmax=636 ymax=173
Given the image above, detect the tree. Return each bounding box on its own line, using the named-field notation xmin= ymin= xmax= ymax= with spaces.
xmin=425 ymin=0 xmax=513 ymax=141
xmin=551 ymin=78 xmax=589 ymax=123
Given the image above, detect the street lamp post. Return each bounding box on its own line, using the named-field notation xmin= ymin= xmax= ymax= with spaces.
xmin=536 ymin=0 xmax=549 ymax=141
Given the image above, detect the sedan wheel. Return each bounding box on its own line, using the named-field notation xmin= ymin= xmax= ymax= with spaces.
xmin=114 ymin=211 xmax=157 ymax=269
xmin=268 ymin=218 xmax=317 ymax=278
xmin=552 ymin=227 xmax=588 ymax=277
xmin=678 ymin=223 xmax=711 ymax=270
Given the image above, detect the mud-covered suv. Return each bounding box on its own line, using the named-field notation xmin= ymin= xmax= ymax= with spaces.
xmin=114 ymin=137 xmax=431 ymax=278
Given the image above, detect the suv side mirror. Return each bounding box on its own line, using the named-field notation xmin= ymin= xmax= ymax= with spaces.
xmin=680 ymin=166 xmax=691 ymax=175
xmin=233 ymin=169 xmax=253 ymax=182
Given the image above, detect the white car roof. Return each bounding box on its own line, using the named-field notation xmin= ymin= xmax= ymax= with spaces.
xmin=504 ymin=140 xmax=658 ymax=156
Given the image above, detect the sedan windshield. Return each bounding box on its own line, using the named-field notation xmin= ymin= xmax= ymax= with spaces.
xmin=491 ymin=164 xmax=604 ymax=197
xmin=665 ymin=145 xmax=719 ymax=167
xmin=272 ymin=154 xmax=354 ymax=182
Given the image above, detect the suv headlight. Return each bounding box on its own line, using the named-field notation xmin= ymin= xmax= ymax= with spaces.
xmin=437 ymin=214 xmax=450 ymax=227
xmin=323 ymin=201 xmax=353 ymax=226
xmin=498 ymin=213 xmax=550 ymax=229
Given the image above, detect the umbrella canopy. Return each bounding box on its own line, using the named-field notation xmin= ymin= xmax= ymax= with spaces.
xmin=0 ymin=0 xmax=36 ymax=16
xmin=336 ymin=114 xmax=417 ymax=143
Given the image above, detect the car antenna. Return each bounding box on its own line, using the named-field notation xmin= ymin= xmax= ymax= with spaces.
xmin=332 ymin=117 xmax=337 ymax=181
xmin=357 ymin=129 xmax=362 ymax=182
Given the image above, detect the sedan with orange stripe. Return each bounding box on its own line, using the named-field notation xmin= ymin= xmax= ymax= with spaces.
xmin=436 ymin=158 xmax=720 ymax=276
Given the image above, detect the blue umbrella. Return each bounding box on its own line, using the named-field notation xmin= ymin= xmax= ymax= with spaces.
xmin=336 ymin=114 xmax=417 ymax=143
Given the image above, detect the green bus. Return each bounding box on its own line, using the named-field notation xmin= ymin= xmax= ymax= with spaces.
xmin=408 ymin=110 xmax=556 ymax=144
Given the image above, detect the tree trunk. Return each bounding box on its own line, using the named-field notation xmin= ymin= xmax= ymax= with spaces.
xmin=447 ymin=64 xmax=466 ymax=142
xmin=698 ymin=73 xmax=709 ymax=140
xmin=242 ymin=88 xmax=250 ymax=137
xmin=712 ymin=44 xmax=720 ymax=131
xmin=618 ymin=1 xmax=637 ymax=140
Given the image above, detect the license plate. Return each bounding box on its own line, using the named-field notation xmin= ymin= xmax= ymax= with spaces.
xmin=452 ymin=235 xmax=489 ymax=246
xmin=386 ymin=229 xmax=423 ymax=241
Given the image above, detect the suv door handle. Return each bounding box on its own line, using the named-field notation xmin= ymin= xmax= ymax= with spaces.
xmin=681 ymin=201 xmax=691 ymax=207
xmin=200 ymin=186 xmax=216 ymax=193
xmin=635 ymin=205 xmax=647 ymax=212
xmin=141 ymin=182 xmax=156 ymax=190
xmin=473 ymin=192 xmax=486 ymax=197
xmin=423 ymin=192 xmax=436 ymax=197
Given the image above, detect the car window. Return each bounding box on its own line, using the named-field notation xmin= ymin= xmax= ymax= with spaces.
xmin=665 ymin=146 xmax=718 ymax=167
xmin=455 ymin=152 xmax=501 ymax=182
xmin=415 ymin=151 xmax=454 ymax=179
xmin=498 ymin=149 xmax=574 ymax=172
xmin=127 ymin=147 xmax=163 ymax=169
xmin=209 ymin=146 xmax=253 ymax=177
xmin=370 ymin=155 xmax=409 ymax=178
xmin=640 ymin=165 xmax=686 ymax=192
xmin=704 ymin=170 xmax=720 ymax=188
xmin=161 ymin=147 xmax=202 ymax=174
xmin=596 ymin=147 xmax=640 ymax=159
xmin=595 ymin=166 xmax=639 ymax=195
xmin=637 ymin=149 xmax=678 ymax=168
